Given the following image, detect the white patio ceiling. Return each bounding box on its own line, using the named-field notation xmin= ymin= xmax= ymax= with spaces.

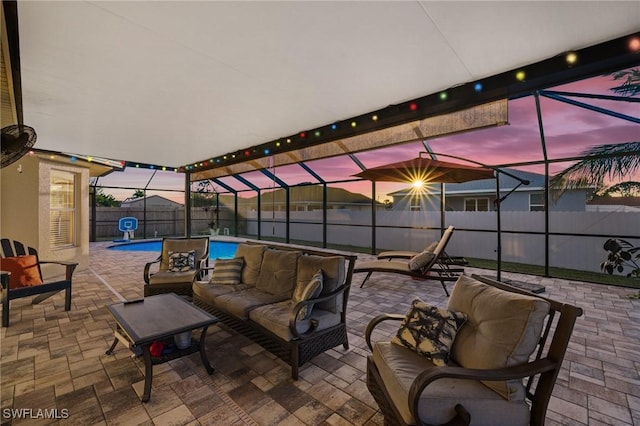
xmin=17 ymin=1 xmax=640 ymax=169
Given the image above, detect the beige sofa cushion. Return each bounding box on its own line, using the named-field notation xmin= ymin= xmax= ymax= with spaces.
xmin=297 ymin=255 xmax=345 ymax=313
xmin=249 ymin=301 xmax=341 ymax=341
xmin=373 ymin=342 xmax=530 ymax=425
xmin=447 ymin=275 xmax=550 ymax=400
xmin=256 ymin=249 xmax=301 ymax=297
xmin=213 ymin=288 xmax=286 ymax=320
xmin=192 ymin=280 xmax=252 ymax=303
xmin=234 ymin=244 xmax=266 ymax=285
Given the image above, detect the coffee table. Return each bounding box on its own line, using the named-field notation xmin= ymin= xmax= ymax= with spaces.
xmin=105 ymin=293 xmax=218 ymax=402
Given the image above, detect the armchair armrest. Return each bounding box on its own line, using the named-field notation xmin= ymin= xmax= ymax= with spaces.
xmin=288 ymin=283 xmax=351 ymax=339
xmin=365 ymin=313 xmax=405 ymax=350
xmin=39 ymin=260 xmax=78 ymax=281
xmin=143 ymin=256 xmax=162 ymax=284
xmin=408 ymin=359 xmax=556 ymax=424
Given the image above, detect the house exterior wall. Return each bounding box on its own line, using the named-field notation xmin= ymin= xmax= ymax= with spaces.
xmin=392 ymin=190 xmax=587 ymax=212
xmin=0 ymin=155 xmax=90 ymax=273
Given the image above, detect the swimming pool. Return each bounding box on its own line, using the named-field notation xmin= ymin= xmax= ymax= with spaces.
xmin=108 ymin=240 xmax=238 ymax=259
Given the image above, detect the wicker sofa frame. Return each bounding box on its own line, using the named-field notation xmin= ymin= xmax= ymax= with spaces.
xmin=193 ymin=241 xmax=357 ymax=380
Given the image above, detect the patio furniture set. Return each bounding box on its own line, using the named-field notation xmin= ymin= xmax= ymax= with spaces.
xmin=0 ymin=236 xmax=584 ymax=425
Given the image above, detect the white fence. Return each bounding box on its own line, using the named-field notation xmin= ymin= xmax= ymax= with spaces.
xmin=248 ymin=210 xmax=640 ymax=273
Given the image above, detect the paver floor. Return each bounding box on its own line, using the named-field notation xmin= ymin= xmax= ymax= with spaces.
xmin=1 ymin=241 xmax=639 ymax=425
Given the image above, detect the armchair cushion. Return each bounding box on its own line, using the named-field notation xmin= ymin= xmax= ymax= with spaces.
xmin=372 ymin=342 xmax=530 ymax=425
xmin=0 ymin=255 xmax=43 ymax=289
xmin=447 ymin=275 xmax=551 ymax=400
xmin=292 ymin=269 xmax=323 ymax=320
xmin=234 ymin=243 xmax=266 ymax=285
xmin=256 ymin=249 xmax=300 ymax=297
xmin=392 ymin=298 xmax=466 ymax=366
xmin=210 ymin=258 xmax=244 ymax=285
xmin=168 ymin=250 xmax=196 ymax=272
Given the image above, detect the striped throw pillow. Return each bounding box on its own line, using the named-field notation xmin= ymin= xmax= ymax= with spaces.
xmin=210 ymin=258 xmax=244 ymax=285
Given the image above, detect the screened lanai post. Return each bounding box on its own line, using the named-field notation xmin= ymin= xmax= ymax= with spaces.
xmin=534 ymin=91 xmax=551 ymax=277
xmin=495 ymin=171 xmax=502 ymax=281
xmin=185 ymin=171 xmax=192 ymax=237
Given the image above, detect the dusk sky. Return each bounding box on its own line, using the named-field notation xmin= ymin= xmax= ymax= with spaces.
xmin=97 ymin=68 xmax=639 ymax=203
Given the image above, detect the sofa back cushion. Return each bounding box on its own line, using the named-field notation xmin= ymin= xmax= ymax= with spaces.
xmin=256 ymin=249 xmax=301 ymax=297
xmin=234 ymin=243 xmax=266 ymax=285
xmin=296 ymin=254 xmax=345 ymax=313
xmin=447 ymin=275 xmax=550 ymax=401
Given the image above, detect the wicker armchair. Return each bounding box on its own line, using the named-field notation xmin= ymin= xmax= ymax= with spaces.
xmin=365 ymin=274 xmax=583 ymax=426
xmin=143 ymin=237 xmax=209 ymax=297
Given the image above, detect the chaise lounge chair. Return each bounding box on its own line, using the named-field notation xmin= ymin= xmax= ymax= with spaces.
xmin=354 ymin=226 xmax=463 ymax=296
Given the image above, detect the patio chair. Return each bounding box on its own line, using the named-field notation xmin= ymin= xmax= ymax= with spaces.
xmin=143 ymin=237 xmax=209 ymax=298
xmin=354 ymin=226 xmax=463 ymax=295
xmin=365 ymin=274 xmax=583 ymax=426
xmin=1 ymin=238 xmax=77 ymax=327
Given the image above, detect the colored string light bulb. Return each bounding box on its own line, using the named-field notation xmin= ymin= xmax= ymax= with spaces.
xmin=351 ymin=121 xmax=357 ymax=128
xmin=516 ymin=70 xmax=526 ymax=81
xmin=439 ymin=92 xmax=448 ymax=101
xmin=314 ymin=130 xmax=321 ymax=137
xmin=372 ymin=115 xmax=378 ymax=121
xmin=409 ymin=103 xmax=418 ymax=111
xmin=474 ymin=83 xmax=483 ymax=93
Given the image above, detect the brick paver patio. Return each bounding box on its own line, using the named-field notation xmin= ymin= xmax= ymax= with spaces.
xmin=1 ymin=240 xmax=639 ymax=425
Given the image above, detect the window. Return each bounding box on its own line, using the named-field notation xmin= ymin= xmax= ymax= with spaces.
xmin=50 ymin=170 xmax=76 ymax=248
xmin=410 ymin=196 xmax=421 ymax=211
xmin=464 ymin=198 xmax=489 ymax=212
xmin=530 ymin=193 xmax=546 ymax=211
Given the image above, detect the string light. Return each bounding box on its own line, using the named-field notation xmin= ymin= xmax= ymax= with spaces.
xmin=409 ymin=102 xmax=418 ymax=111
xmin=439 ymin=92 xmax=448 ymax=101
xmin=629 ymin=36 xmax=640 ymax=52
xmin=299 ymin=132 xmax=306 ymax=138
xmin=331 ymin=124 xmax=338 ymax=130
xmin=350 ymin=121 xmax=357 ymax=128
xmin=372 ymin=115 xmax=378 ymax=121
xmin=516 ymin=70 xmax=526 ymax=81
xmin=314 ymin=130 xmax=321 ymax=137
xmin=474 ymin=83 xmax=483 ymax=93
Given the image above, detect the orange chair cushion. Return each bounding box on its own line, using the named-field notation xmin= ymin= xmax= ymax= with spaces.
xmin=1 ymin=255 xmax=43 ymax=289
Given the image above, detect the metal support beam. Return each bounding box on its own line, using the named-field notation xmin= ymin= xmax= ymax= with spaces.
xmin=540 ymin=90 xmax=640 ymax=124
xmin=184 ymin=172 xmax=192 ymax=237
xmin=534 ymin=92 xmax=551 ymax=277
xmin=261 ymin=169 xmax=290 ymax=242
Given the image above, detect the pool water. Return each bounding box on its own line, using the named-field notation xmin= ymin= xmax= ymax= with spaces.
xmin=108 ymin=240 xmax=238 ymax=259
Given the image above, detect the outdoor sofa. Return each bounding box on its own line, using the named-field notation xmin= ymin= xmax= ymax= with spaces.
xmin=192 ymin=241 xmax=357 ymax=379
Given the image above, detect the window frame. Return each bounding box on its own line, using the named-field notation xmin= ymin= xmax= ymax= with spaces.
xmin=464 ymin=197 xmax=490 ymax=212
xmin=50 ymin=169 xmax=78 ymax=248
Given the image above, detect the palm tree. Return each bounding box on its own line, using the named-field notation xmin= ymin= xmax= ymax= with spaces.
xmin=549 ymin=142 xmax=640 ymax=198
xmin=549 ymin=69 xmax=640 ymax=198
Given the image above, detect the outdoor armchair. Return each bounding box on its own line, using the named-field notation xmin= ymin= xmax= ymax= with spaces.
xmin=365 ymin=274 xmax=583 ymax=426
xmin=1 ymin=238 xmax=77 ymax=327
xmin=143 ymin=237 xmax=209 ymax=298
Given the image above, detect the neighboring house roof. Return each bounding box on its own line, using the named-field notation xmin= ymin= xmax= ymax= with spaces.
xmin=389 ymin=168 xmax=547 ymax=197
xmin=120 ymin=195 xmax=183 ymax=208
xmin=241 ymin=186 xmax=380 ymax=205
xmin=588 ymin=196 xmax=640 ymax=207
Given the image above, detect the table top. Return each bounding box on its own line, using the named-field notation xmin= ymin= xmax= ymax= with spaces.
xmin=107 ymin=293 xmax=218 ymax=346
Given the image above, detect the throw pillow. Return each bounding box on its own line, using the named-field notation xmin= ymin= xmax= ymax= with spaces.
xmin=408 ymin=250 xmax=435 ymax=271
xmin=210 ymin=258 xmax=244 ymax=285
xmin=392 ymin=298 xmax=467 ymax=366
xmin=168 ymin=250 xmax=196 ymax=272
xmin=0 ymin=255 xmax=43 ymax=289
xmin=292 ymin=269 xmax=323 ymax=320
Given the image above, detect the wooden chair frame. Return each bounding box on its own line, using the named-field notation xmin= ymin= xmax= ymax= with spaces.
xmin=1 ymin=239 xmax=77 ymax=327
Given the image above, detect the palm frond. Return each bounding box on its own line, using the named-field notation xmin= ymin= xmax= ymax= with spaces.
xmin=550 ymin=142 xmax=640 ymax=199
xmin=609 ymin=69 xmax=640 ymax=97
